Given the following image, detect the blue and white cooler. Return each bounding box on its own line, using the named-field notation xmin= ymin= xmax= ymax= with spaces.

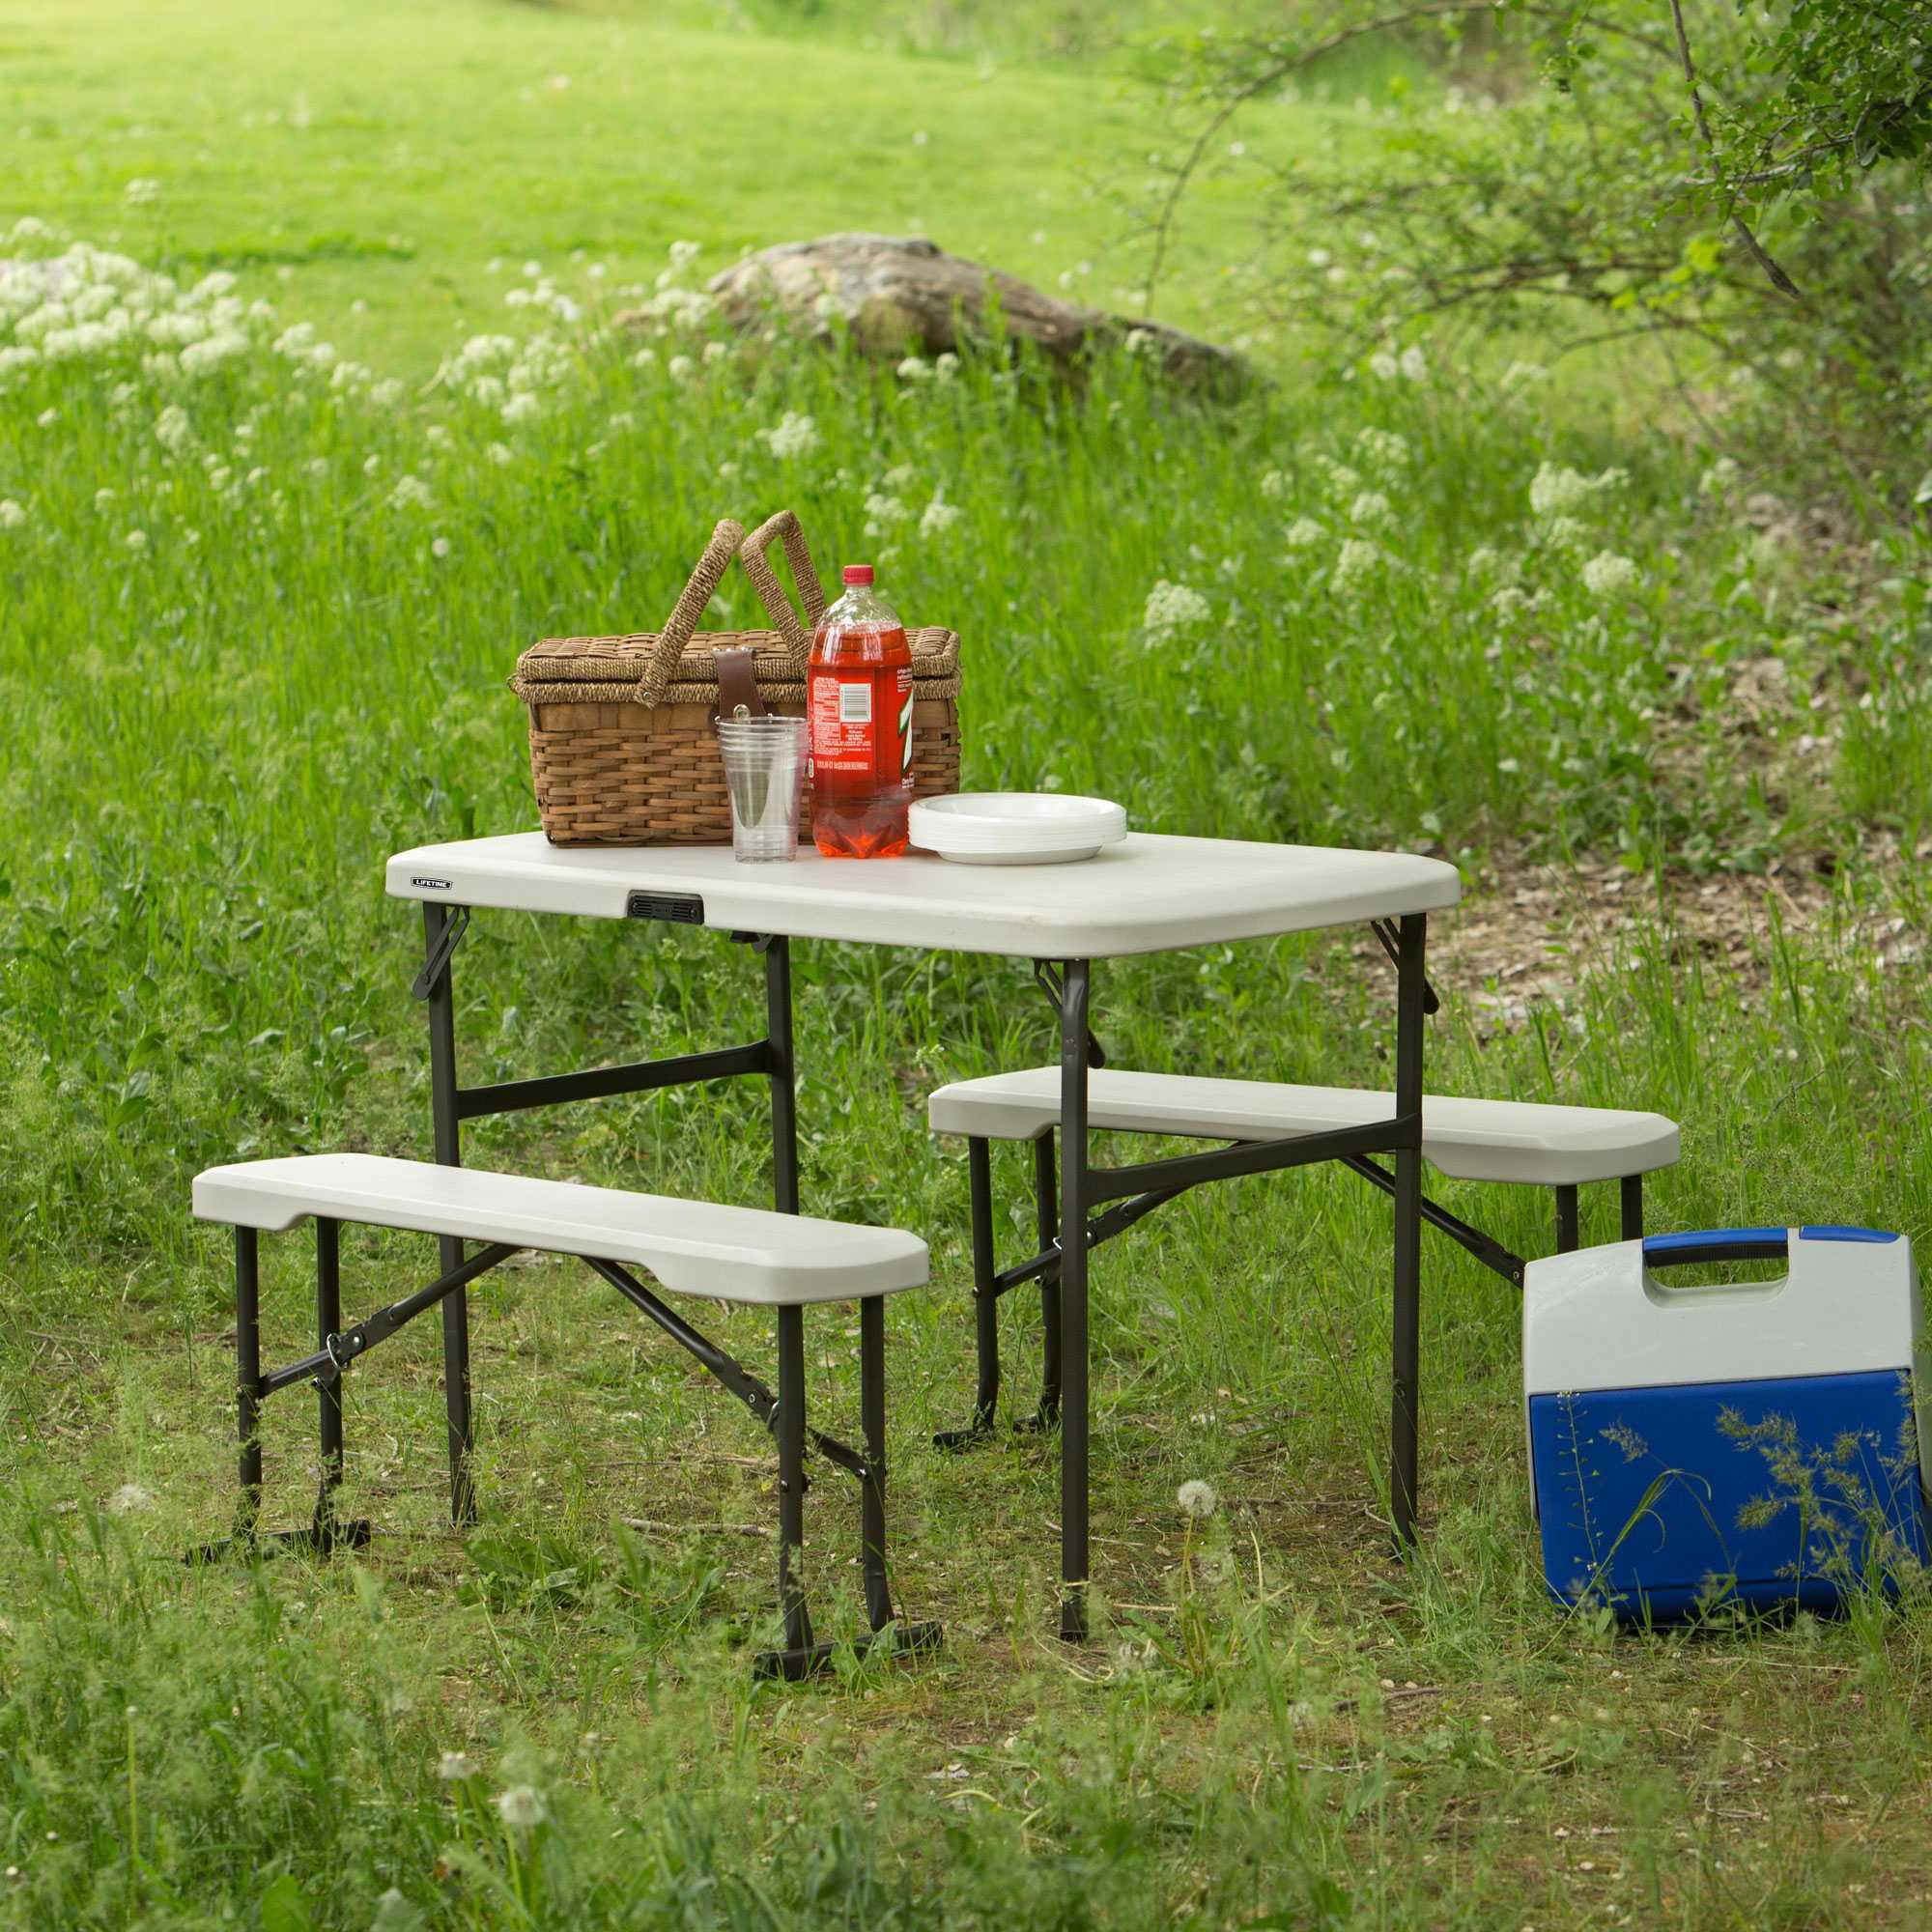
xmin=1524 ymin=1226 xmax=1930 ymax=1620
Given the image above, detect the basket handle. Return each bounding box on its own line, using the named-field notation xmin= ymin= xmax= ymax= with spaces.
xmin=634 ymin=518 xmax=747 ymax=706
xmin=735 ymin=509 xmax=826 ymax=670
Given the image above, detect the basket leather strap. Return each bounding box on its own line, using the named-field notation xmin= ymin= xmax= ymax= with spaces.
xmin=711 ymin=645 xmax=766 ymax=721
xmin=736 ymin=509 xmax=825 ymax=673
xmin=634 ymin=518 xmax=746 ymax=706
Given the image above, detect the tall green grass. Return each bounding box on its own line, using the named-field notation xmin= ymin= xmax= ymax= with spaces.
xmin=1 ymin=161 xmax=1930 ymax=1932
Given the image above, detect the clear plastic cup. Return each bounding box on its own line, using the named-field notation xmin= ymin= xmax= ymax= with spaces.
xmin=716 ymin=715 xmax=809 ymax=862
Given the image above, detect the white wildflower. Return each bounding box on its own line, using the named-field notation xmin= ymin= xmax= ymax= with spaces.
xmin=1143 ymin=579 xmax=1211 ymax=640
xmin=155 ymin=405 xmax=194 ymax=454
xmin=180 ymin=330 xmax=248 ymax=376
xmin=1350 ymin=491 xmax=1391 ymax=526
xmin=0 ymin=345 xmax=40 ymax=382
xmin=1527 ymin=461 xmax=1628 ymax=518
xmin=125 ymin=178 xmax=159 ymax=205
xmin=920 ymin=497 xmax=962 ymax=537
xmin=431 ymin=536 xmax=451 ymax=559
xmin=1353 ymin=427 xmax=1410 ymax=474
xmin=388 ymin=474 xmax=433 ymax=510
xmin=0 ymin=499 xmax=25 ymax=529
xmin=486 ymin=441 xmax=513 ymax=467
xmin=439 ymin=1751 xmax=478 ymax=1781
xmin=1580 ymin=551 xmax=1640 ymax=598
xmin=1285 ymin=517 xmax=1325 ymax=549
xmin=759 ymin=411 xmax=821 ymax=460
xmin=1465 ymin=546 xmax=1498 ymax=576
xmin=359 ymin=455 xmax=381 ymax=478
xmin=863 ymin=492 xmax=908 ymax=536
xmin=665 ymin=354 xmax=694 ymax=383
xmin=1259 ymin=469 xmax=1289 ymax=500
xmin=370 ymin=378 xmax=405 ymax=410
xmin=934 ymin=351 xmax=960 ymax=380
xmin=881 ymin=463 xmax=918 ymax=490
xmin=494 ymin=1785 xmax=548 ymax=1832
xmin=95 ymin=488 xmax=117 ymax=511
xmin=1698 ymin=456 xmax=1739 ymax=498
xmin=1306 ymin=248 xmax=1331 ymax=269
xmin=1177 ymin=1480 xmax=1218 ymax=1520
xmin=1365 ymin=350 xmax=1399 ymax=381
xmin=1492 ymin=585 xmax=1531 ymax=615
xmin=1316 ymin=459 xmax=1361 ymax=501
xmin=123 ymin=529 xmax=148 ymax=553
xmin=668 ymin=240 xmax=701 ymax=271
xmin=107 ymin=1482 xmax=154 ymax=1512
xmin=631 ymin=347 xmax=657 ymax=369
xmin=501 ymin=390 xmax=542 ymax=423
xmin=895 ymin=355 xmax=933 ymax=383
xmin=607 ymin=411 xmax=635 ymax=431
xmin=701 ymin=339 xmax=728 ymax=365
xmin=469 ymin=376 xmax=505 ymax=407
xmin=1330 ymin=537 xmax=1382 ymax=597
xmin=1400 ymin=346 xmax=1428 ymax=383
xmin=1542 ymin=515 xmax=1588 ymax=552
xmin=36 ymin=408 xmax=56 ymax=428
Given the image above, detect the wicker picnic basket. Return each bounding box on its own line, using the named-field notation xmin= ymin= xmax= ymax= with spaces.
xmin=511 ymin=511 xmax=963 ymax=846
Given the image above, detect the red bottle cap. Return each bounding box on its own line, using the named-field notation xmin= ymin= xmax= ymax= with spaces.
xmin=841 ymin=564 xmax=874 ymax=585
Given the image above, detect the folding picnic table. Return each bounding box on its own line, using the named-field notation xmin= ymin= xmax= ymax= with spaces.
xmin=385 ymin=830 xmax=1461 ymax=1639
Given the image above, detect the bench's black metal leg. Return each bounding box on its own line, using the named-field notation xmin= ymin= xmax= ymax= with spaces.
xmin=1032 ymin=1131 xmax=1064 ymax=1432
xmin=1620 ymin=1173 xmax=1644 ymax=1240
xmin=859 ymin=1294 xmax=892 ymax=1631
xmin=936 ymin=1137 xmax=1001 ymax=1450
xmin=1059 ymin=959 xmax=1093 ymax=1642
xmin=1391 ymin=913 xmax=1426 ymax=1550
xmin=1555 ymin=1183 xmax=1580 ymax=1255
xmin=775 ymin=1303 xmax=813 ymax=1658
xmin=314 ymin=1217 xmax=345 ymax=1548
xmin=765 ymin=936 xmax=799 ymax=1216
xmin=236 ymin=1226 xmax=262 ymax=1542
xmin=424 ymin=901 xmax=476 ymax=1529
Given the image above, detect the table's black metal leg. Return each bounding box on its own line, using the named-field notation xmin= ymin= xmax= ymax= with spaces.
xmin=1391 ymin=914 xmax=1427 ymax=1550
xmin=1058 ymin=958 xmax=1093 ymax=1642
xmin=765 ymin=936 xmax=799 ymax=1216
xmin=423 ymin=901 xmax=476 ymax=1529
xmin=937 ymin=1139 xmax=1001 ymax=1449
xmin=1033 ymin=1131 xmax=1064 ymax=1430
xmin=775 ymin=1303 xmax=814 ymax=1656
xmin=236 ymin=1226 xmax=262 ymax=1542
xmin=1620 ymin=1173 xmax=1645 ymax=1240
xmin=314 ymin=1217 xmax=344 ymax=1548
xmin=859 ymin=1293 xmax=893 ymax=1631
xmin=1555 ymin=1184 xmax=1580 ymax=1254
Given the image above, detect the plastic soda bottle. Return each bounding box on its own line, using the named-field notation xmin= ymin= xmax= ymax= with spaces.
xmin=808 ymin=564 xmax=913 ymax=858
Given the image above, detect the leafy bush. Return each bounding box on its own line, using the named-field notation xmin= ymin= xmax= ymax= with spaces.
xmin=1133 ymin=2 xmax=1932 ymax=507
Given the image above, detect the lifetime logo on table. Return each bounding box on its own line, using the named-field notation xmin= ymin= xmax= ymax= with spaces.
xmin=412 ymin=876 xmax=453 ymax=891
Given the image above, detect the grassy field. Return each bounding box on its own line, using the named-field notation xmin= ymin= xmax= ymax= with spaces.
xmin=5 ymin=1 xmax=1932 ymax=1926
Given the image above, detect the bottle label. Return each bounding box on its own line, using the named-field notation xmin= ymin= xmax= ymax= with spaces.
xmin=810 ymin=666 xmax=912 ymax=788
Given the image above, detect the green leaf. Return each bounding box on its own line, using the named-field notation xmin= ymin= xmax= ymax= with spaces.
xmin=259 ymin=1874 xmax=312 ymax=1932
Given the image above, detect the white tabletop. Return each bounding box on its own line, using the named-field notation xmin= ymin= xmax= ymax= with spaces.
xmin=387 ymin=831 xmax=1458 ymax=959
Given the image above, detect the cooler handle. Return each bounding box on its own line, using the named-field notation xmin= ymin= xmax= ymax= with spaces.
xmin=1641 ymin=1227 xmax=1787 ymax=1266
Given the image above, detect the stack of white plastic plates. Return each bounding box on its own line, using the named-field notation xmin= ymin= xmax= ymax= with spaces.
xmin=908 ymin=793 xmax=1128 ymax=866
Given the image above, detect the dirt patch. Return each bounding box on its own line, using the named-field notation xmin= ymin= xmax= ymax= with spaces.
xmin=1379 ymin=841 xmax=1925 ymax=1033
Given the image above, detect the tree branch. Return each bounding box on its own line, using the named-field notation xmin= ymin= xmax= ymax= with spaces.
xmin=1666 ymin=0 xmax=1804 ymax=300
xmin=1139 ymin=0 xmax=1681 ymax=312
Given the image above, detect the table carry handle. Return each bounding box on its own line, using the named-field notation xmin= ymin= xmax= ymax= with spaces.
xmin=736 ymin=509 xmax=825 ymax=668
xmin=632 ymin=518 xmax=748 ymax=706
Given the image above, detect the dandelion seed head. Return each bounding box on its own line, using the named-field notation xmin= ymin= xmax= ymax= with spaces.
xmin=1177 ymin=1479 xmax=1218 ymax=1520
xmin=439 ymin=1750 xmax=477 ymax=1781
xmin=494 ymin=1784 xmax=548 ymax=1831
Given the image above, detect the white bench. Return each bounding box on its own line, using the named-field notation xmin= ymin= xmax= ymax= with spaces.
xmin=192 ymin=1152 xmax=938 ymax=1679
xmin=926 ymin=1067 xmax=1679 ymax=1442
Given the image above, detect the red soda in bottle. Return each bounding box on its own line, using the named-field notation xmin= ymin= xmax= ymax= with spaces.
xmin=808 ymin=564 xmax=913 ymax=858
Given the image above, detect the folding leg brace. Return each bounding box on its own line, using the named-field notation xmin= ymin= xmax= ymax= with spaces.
xmin=200 ymin=1222 xmax=941 ymax=1681
xmin=939 ymin=1147 xmax=1652 ymax=1445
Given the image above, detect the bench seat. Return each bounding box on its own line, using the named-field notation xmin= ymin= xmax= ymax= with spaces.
xmin=192 ymin=1153 xmax=927 ymax=1304
xmin=927 ymin=1067 xmax=1679 ymax=1188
